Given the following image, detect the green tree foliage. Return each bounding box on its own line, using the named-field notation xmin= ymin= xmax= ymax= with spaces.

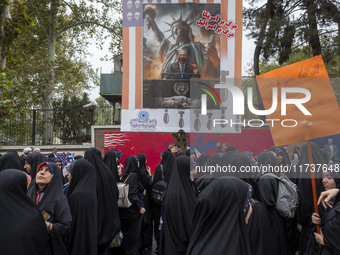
xmin=0 ymin=0 xmax=32 ymax=70
xmin=53 ymin=92 xmax=92 ymax=144
xmin=0 ymin=71 xmax=13 ymax=119
xmin=0 ymin=0 xmax=33 ymax=120
xmin=95 ymin=96 xmax=120 ymax=125
xmin=5 ymin=29 xmax=98 ymax=108
xmin=1 ymin=0 xmax=122 ymax=144
xmin=246 ymin=41 xmax=339 ymax=78
xmin=26 ymin=0 xmax=122 ymax=144
xmin=244 ymin=0 xmax=340 ymax=76
xmin=244 ymin=0 xmax=340 ymax=112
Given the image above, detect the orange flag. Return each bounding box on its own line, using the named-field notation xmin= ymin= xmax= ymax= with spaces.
xmin=256 ymin=55 xmax=340 ymax=146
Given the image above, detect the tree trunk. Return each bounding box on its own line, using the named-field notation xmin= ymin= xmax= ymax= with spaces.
xmin=305 ymin=0 xmax=321 ymax=56
xmin=254 ymin=0 xmax=273 ymax=76
xmin=0 ymin=2 xmax=10 ymax=71
xmin=42 ymin=37 xmax=56 ymax=145
xmin=42 ymin=0 xmax=56 ymax=145
xmin=254 ymin=0 xmax=273 ymax=116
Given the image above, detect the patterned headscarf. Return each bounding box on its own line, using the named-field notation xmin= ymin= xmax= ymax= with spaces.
xmin=243 ymin=184 xmax=253 ymax=217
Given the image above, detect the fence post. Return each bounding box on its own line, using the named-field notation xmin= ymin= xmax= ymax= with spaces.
xmin=32 ymin=109 xmax=36 ymax=145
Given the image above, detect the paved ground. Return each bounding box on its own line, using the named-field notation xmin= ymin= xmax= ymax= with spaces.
xmin=111 ymin=236 xmax=157 ymax=255
xmin=141 ymin=237 xmax=157 ymax=255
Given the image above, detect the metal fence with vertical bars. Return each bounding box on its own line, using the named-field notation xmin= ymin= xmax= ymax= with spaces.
xmin=0 ymin=103 xmax=121 ymax=146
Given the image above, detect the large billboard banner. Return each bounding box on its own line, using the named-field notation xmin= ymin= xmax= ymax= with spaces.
xmin=121 ymin=0 xmax=242 ymax=132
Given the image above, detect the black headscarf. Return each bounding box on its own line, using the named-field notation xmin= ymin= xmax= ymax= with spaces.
xmin=159 ymin=150 xmax=175 ymax=183
xmin=84 ymin=147 xmax=120 ymax=254
xmin=160 ymin=155 xmax=197 ymax=255
xmin=137 ymin=154 xmax=147 ymax=171
xmin=270 ymin=146 xmax=291 ymax=166
xmin=27 ymin=162 xmax=64 ymax=206
xmin=218 ymin=146 xmax=240 ymax=170
xmin=137 ymin=153 xmax=152 ymax=190
xmin=74 ymin=155 xmax=83 ymax=160
xmin=223 ymin=153 xmax=262 ymax=202
xmin=194 ymin=154 xmax=214 ymax=192
xmin=222 ymin=152 xmax=252 ymax=176
xmin=50 ymin=157 xmax=66 ymax=185
xmin=0 ymin=169 xmax=48 ymax=255
xmin=257 ymin=152 xmax=278 ymax=167
xmin=297 ymin=142 xmax=325 ymax=225
xmin=103 ymin=149 xmax=121 ymax=182
xmin=196 ymin=153 xmax=211 ymax=166
xmin=153 ymin=151 xmax=176 ymax=189
xmin=123 ymin=155 xmax=148 ymax=198
xmin=122 ymin=155 xmax=139 ymax=179
xmin=50 ymin=157 xmax=61 ymax=164
xmin=211 ymin=144 xmax=225 ymax=166
xmin=27 ymin=162 xmax=72 ymax=255
xmin=257 ymin=153 xmax=279 ymax=211
xmin=0 ymin=150 xmax=22 ymax=172
xmin=242 ymin=151 xmax=255 ymax=166
xmin=67 ymin=159 xmax=97 ymax=255
xmin=187 ymin=177 xmax=251 ymax=255
xmin=26 ymin=152 xmax=48 ymax=180
xmin=329 ymin=165 xmax=340 ymax=189
xmin=225 ymin=145 xmax=239 ymax=157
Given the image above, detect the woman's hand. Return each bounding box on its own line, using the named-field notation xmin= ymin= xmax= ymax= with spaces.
xmin=146 ymin=166 xmax=151 ymax=175
xmin=297 ymin=223 xmax=302 ymax=232
xmin=139 ymin=208 xmax=146 ymax=215
xmin=318 ymin=188 xmax=339 ymax=208
xmin=314 ymin=232 xmax=325 ymax=246
xmin=311 ymin=213 xmax=321 ymax=225
xmin=45 ymin=221 xmax=53 ymax=232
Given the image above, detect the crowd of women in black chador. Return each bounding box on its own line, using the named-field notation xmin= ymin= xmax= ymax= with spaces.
xmin=2 ymin=142 xmax=340 ymax=255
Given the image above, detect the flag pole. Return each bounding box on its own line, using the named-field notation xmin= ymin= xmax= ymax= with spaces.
xmin=307 ymin=140 xmax=320 ymax=234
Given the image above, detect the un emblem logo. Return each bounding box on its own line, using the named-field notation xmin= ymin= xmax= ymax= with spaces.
xmin=174 ymin=81 xmax=189 ymax=95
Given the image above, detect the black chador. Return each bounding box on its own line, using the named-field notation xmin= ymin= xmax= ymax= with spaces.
xmin=160 ymin=156 xmax=197 ymax=255
xmin=187 ymin=178 xmax=251 ymax=255
xmin=27 ymin=162 xmax=72 ymax=255
xmin=67 ymin=159 xmax=97 ymax=255
xmin=119 ymin=155 xmax=145 ymax=255
xmin=85 ymin=147 xmax=121 ymax=255
xmin=0 ymin=169 xmax=49 ymax=255
xmin=296 ymin=143 xmax=325 ymax=255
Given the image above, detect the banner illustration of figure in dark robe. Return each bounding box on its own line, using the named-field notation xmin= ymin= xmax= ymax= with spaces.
xmin=142 ymin=3 xmax=221 ymax=109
